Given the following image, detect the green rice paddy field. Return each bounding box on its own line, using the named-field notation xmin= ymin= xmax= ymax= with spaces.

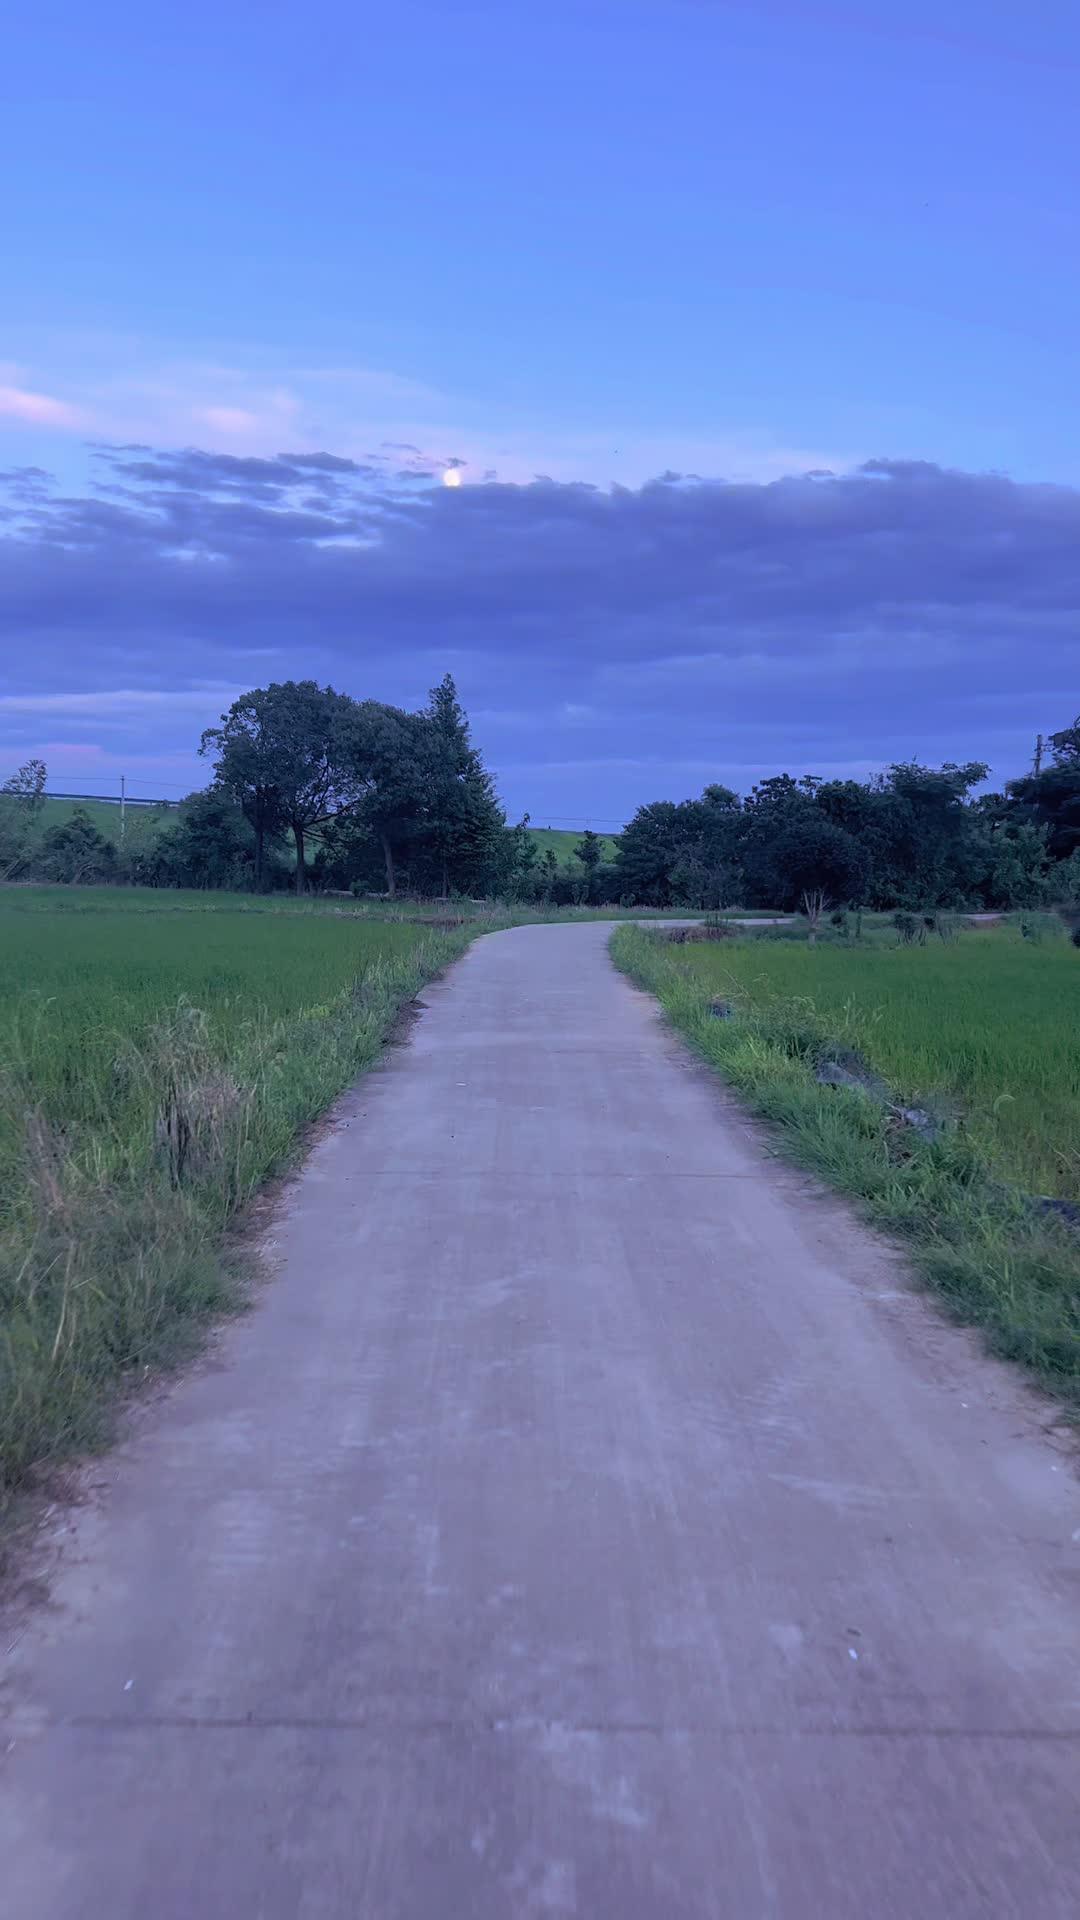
xmin=0 ymin=887 xmax=468 ymax=1496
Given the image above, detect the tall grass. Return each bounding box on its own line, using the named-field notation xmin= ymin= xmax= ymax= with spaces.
xmin=0 ymin=892 xmax=471 ymax=1498
xmin=611 ymin=924 xmax=1080 ymax=1406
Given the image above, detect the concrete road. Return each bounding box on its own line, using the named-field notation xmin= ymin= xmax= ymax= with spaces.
xmin=3 ymin=923 xmax=1079 ymax=1917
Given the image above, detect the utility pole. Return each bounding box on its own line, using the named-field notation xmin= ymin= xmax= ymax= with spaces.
xmin=120 ymin=774 xmax=126 ymax=845
xmin=1033 ymin=735 xmax=1045 ymax=777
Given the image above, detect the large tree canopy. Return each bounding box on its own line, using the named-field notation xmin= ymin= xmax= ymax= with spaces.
xmin=200 ymin=674 xmax=515 ymax=898
xmin=201 ymin=681 xmax=356 ymax=892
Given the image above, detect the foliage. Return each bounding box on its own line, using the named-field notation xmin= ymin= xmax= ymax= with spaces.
xmin=615 ymin=799 xmax=717 ymax=906
xmin=132 ymin=790 xmax=269 ymax=892
xmin=417 ymin=673 xmax=508 ymax=896
xmin=1048 ymin=715 xmax=1080 ymax=765
xmin=35 ymin=805 xmax=118 ymax=884
xmin=986 ymin=820 xmax=1049 ymax=909
xmin=197 ymin=687 xmax=288 ymax=886
xmin=1048 ymin=848 xmax=1080 ymax=908
xmin=202 ymin=680 xmax=356 ymax=893
xmin=1006 ymin=762 xmax=1080 ymax=865
xmin=767 ymin=816 xmax=869 ymax=910
xmin=200 ymin=673 xmax=515 ymax=901
xmin=0 ymin=757 xmax=47 ymax=879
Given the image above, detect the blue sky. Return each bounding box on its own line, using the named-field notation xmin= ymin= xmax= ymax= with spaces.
xmin=2 ymin=0 xmax=1078 ymax=824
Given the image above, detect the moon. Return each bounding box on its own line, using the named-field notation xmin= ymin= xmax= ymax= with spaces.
xmin=442 ymin=467 xmax=463 ymax=488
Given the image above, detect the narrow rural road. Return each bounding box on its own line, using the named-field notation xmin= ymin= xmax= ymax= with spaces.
xmin=3 ymin=924 xmax=1079 ymax=1917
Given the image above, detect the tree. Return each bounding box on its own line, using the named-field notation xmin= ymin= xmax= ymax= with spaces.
xmin=1049 ymin=716 xmax=1080 ymax=765
xmin=0 ymin=757 xmax=47 ymax=880
xmin=881 ymin=761 xmax=989 ymax=906
xmin=336 ymin=701 xmax=437 ymax=897
xmin=2 ymin=756 xmax=46 ymax=811
xmin=814 ymin=779 xmax=908 ymax=906
xmin=37 ymin=807 xmax=117 ymax=885
xmin=202 ymin=681 xmax=354 ymax=893
xmin=689 ymin=785 xmax=744 ymax=907
xmin=573 ymin=829 xmax=603 ymax=902
xmin=1048 ymin=847 xmax=1080 ymax=909
xmin=1006 ymin=760 xmax=1080 ymax=866
xmin=420 ymin=674 xmax=506 ymax=896
xmin=574 ymin=828 xmax=603 ymax=873
xmin=200 ymin=692 xmax=287 ymax=888
xmin=499 ymin=814 xmax=540 ymax=900
xmin=986 ymin=821 xmax=1049 ymax=909
xmin=739 ymin=774 xmax=819 ymax=904
xmin=138 ymin=791 xmax=258 ymax=891
xmin=615 ymin=800 xmax=710 ymax=907
xmin=801 ymin=888 xmax=827 ymax=945
xmin=765 ymin=816 xmax=869 ymax=911
xmin=613 ymin=787 xmax=746 ymax=908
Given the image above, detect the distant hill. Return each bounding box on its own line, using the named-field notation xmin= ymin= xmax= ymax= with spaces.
xmin=527 ymin=826 xmax=619 ymax=864
xmin=32 ymin=798 xmax=620 ymax=872
xmin=37 ymin=795 xmax=177 ymax=852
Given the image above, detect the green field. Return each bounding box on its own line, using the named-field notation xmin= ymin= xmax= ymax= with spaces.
xmin=0 ymin=887 xmax=469 ymax=1497
xmin=612 ymin=922 xmax=1080 ymax=1400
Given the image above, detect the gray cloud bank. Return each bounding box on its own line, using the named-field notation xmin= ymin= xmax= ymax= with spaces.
xmin=1 ymin=448 xmax=1076 ymax=821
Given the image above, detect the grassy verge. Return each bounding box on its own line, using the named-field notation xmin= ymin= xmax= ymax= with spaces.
xmin=0 ymin=885 xmax=704 ymax=924
xmin=0 ymin=892 xmax=475 ymax=1500
xmin=611 ymin=924 xmax=1080 ymax=1410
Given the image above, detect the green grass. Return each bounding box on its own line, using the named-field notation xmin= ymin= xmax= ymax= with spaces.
xmin=3 ymin=884 xmax=481 ymax=919
xmin=611 ymin=923 xmax=1080 ymax=1405
xmin=0 ymin=887 xmax=472 ymax=1499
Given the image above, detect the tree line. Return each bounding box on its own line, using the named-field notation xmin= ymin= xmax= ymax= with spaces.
xmin=612 ymin=731 xmax=1080 ymax=912
xmin=2 ymin=682 xmax=1079 ymax=912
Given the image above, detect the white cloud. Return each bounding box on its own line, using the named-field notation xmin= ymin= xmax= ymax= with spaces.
xmin=0 ymin=383 xmax=86 ymax=429
xmin=0 ymin=686 xmax=244 ymax=716
xmin=0 ymin=333 xmax=857 ymax=484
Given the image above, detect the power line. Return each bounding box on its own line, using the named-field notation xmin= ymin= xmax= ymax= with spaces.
xmin=35 ymin=787 xmax=624 ymax=831
xmin=41 ymin=789 xmax=180 ymax=809
xmin=20 ymin=772 xmax=193 ymax=793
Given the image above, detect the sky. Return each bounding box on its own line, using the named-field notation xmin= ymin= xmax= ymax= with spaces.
xmin=2 ymin=0 xmax=1078 ymax=827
